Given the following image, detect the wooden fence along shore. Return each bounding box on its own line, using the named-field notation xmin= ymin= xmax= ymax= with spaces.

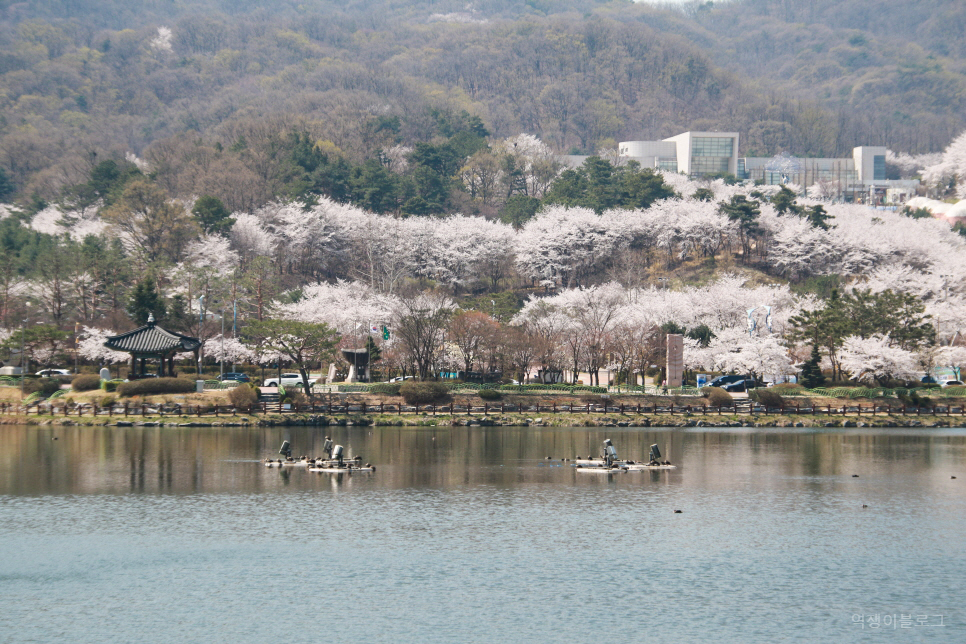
xmin=3 ymin=400 xmax=965 ymax=419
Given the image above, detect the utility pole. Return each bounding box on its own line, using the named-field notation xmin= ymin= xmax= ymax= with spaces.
xmin=220 ymin=308 xmax=225 ymax=376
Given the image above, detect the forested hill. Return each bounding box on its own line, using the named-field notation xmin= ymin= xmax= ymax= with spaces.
xmin=1 ymin=0 xmax=965 ymax=203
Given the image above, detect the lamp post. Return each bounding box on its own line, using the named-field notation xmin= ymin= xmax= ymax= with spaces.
xmin=74 ymin=322 xmax=80 ymax=374
xmin=220 ymin=308 xmax=225 ymax=377
xmin=20 ymin=319 xmax=26 ymax=400
xmin=197 ymin=295 xmax=205 ymax=376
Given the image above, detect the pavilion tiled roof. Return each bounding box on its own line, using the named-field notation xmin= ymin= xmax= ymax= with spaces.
xmin=104 ymin=320 xmax=201 ymax=354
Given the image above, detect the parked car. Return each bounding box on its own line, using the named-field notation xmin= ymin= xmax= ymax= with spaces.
xmin=941 ymin=380 xmax=964 ymax=387
xmin=388 ymin=376 xmax=414 ymax=383
xmin=921 ymin=375 xmax=938 ymax=384
xmin=36 ymin=368 xmax=71 ymax=377
xmin=722 ymin=379 xmax=763 ymax=393
xmin=262 ymin=373 xmax=305 ymax=388
xmin=704 ymin=374 xmax=746 ymax=388
xmin=218 ymin=372 xmax=251 ymax=383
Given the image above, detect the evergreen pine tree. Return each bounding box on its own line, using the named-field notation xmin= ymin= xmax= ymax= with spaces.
xmin=800 ymin=344 xmax=825 ymax=389
xmin=126 ymin=280 xmax=166 ymax=326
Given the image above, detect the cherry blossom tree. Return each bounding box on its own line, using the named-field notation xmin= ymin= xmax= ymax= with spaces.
xmin=77 ymin=326 xmax=130 ymax=365
xmin=691 ymin=327 xmax=792 ymax=381
xmin=922 ymin=129 xmax=966 ymax=198
xmin=204 ymin=334 xmax=254 ymax=364
xmin=514 ymin=206 xmax=623 ymax=288
xmin=427 ymin=216 xmax=515 ymax=291
xmin=839 ymin=335 xmax=919 ymax=384
xmin=230 ymin=213 xmax=277 ymax=265
xmin=273 ymin=280 xmax=396 ymax=337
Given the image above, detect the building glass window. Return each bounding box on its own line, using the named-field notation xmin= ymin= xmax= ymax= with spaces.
xmin=691 ymin=137 xmax=734 ymax=157
xmin=657 ymin=159 xmax=678 ymax=172
xmin=690 ymin=137 xmax=733 ymax=176
xmin=691 ymin=156 xmax=730 ymax=175
xmin=873 ymin=155 xmax=886 ymax=181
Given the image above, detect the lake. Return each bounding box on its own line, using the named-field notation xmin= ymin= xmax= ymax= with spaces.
xmin=0 ymin=424 xmax=963 ymax=643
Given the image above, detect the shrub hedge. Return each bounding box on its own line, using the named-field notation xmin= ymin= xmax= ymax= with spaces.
xmin=24 ymin=377 xmax=63 ymax=397
xmin=117 ymin=377 xmax=195 ymax=397
xmin=368 ymin=383 xmax=401 ymax=396
xmin=751 ymin=389 xmax=785 ymax=408
xmin=399 ymin=381 xmax=449 ymax=404
xmin=72 ymin=374 xmax=102 ymax=391
xmin=478 ymin=388 xmax=502 ymax=400
xmin=228 ymin=384 xmax=259 ymax=408
xmin=703 ymin=386 xmax=733 ymax=407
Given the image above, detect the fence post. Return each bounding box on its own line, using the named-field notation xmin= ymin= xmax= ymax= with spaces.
xmin=484 ymin=404 xmax=488 ymax=416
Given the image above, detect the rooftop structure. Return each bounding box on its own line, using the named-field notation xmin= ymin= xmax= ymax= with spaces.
xmin=104 ymin=315 xmax=201 ymax=378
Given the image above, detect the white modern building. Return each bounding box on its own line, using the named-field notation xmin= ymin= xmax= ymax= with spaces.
xmin=616 ymin=132 xmax=919 ymax=203
xmin=620 ymin=131 xmax=740 ymax=177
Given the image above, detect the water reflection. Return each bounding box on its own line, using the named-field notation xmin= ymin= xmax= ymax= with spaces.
xmin=1 ymin=425 xmax=963 ymax=496
xmin=2 ymin=424 xmax=964 ymax=643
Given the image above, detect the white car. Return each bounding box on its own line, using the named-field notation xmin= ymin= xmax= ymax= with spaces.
xmin=263 ymin=373 xmax=306 ymax=388
xmin=36 ymin=368 xmax=71 ymax=377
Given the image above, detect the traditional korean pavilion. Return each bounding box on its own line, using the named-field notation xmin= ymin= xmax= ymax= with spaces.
xmin=104 ymin=314 xmax=202 ymax=378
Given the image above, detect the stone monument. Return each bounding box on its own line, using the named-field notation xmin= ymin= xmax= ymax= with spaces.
xmin=666 ymin=334 xmax=684 ymax=388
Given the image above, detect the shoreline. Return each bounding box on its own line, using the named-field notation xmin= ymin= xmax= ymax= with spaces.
xmin=2 ymin=412 xmax=963 ymax=429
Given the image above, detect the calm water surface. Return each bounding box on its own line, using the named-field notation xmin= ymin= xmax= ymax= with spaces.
xmin=0 ymin=425 xmax=963 ymax=643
